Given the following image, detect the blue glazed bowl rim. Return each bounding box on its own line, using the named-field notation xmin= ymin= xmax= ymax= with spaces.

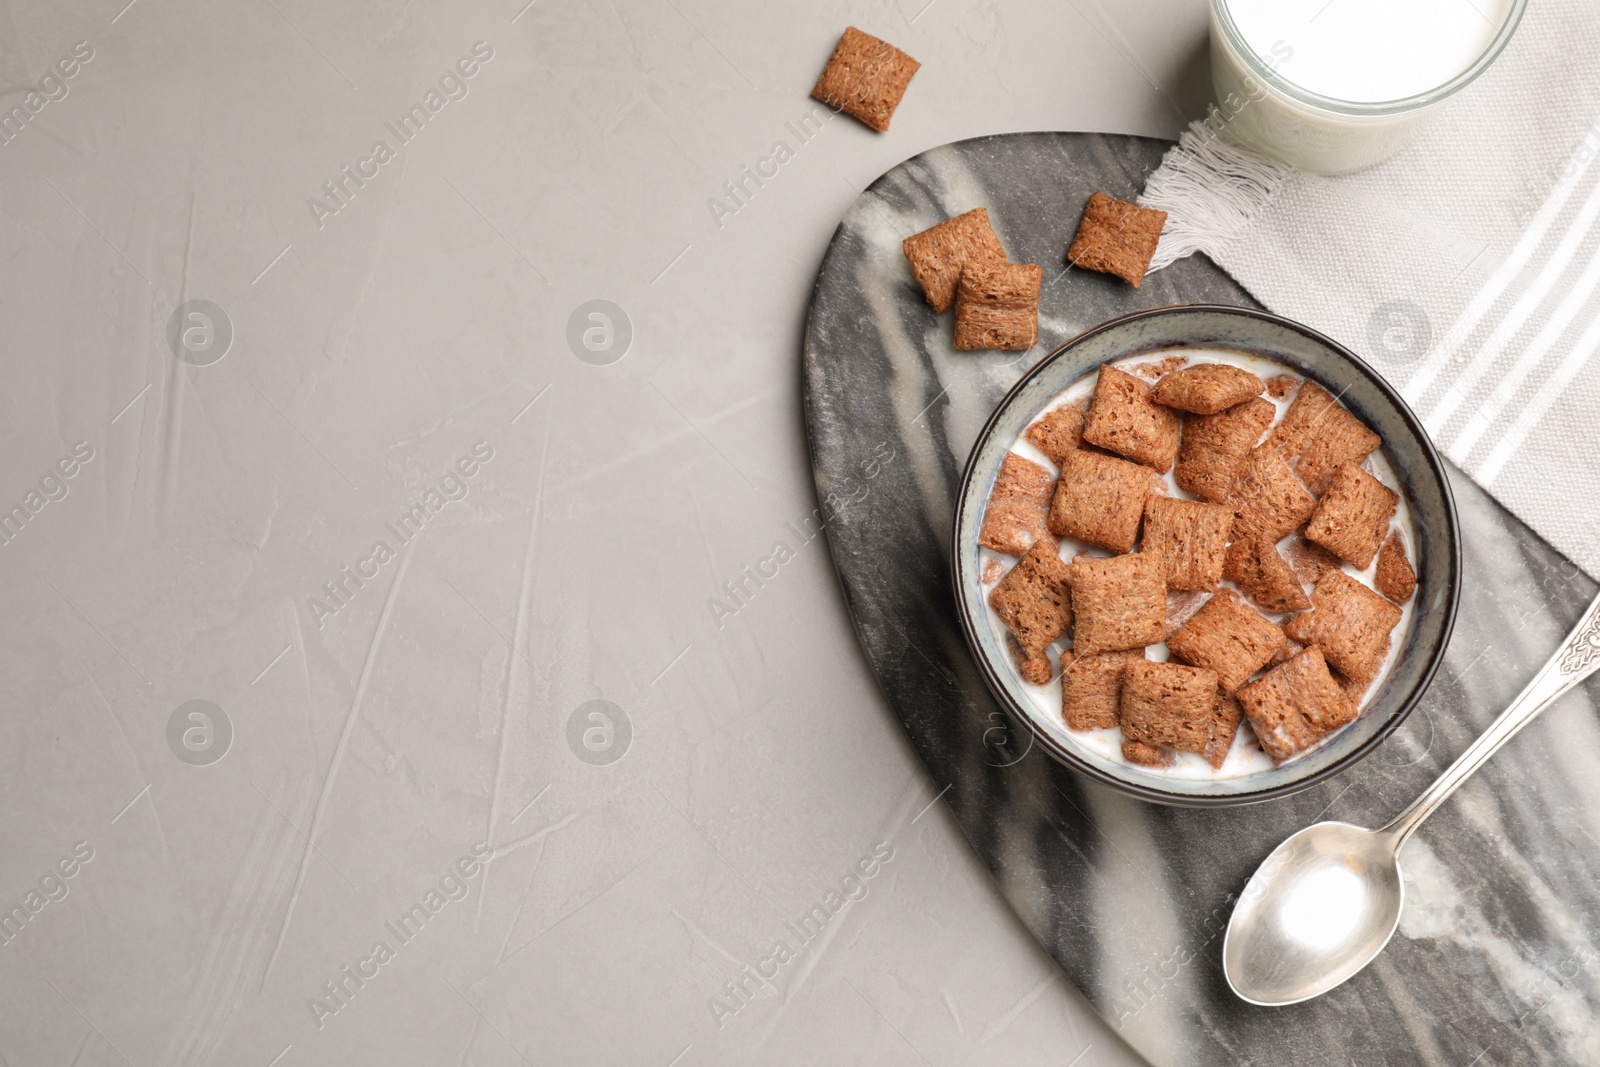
xmin=951 ymin=302 xmax=1462 ymax=807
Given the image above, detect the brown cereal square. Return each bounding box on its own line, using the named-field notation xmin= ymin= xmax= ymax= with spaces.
xmin=1082 ymin=363 xmax=1182 ymax=472
xmin=1268 ymin=381 xmax=1341 ymax=459
xmin=953 ymin=261 xmax=1041 ymax=351
xmin=1235 ymin=646 xmax=1358 ymax=764
xmin=1122 ymin=739 xmax=1174 ymax=767
xmin=1025 ymin=400 xmax=1088 ymax=466
xmin=901 ymin=208 xmax=1007 ymax=313
xmin=1202 ymin=690 xmax=1244 ymax=769
xmin=1305 ymin=463 xmax=1398 ymax=567
xmin=810 ymin=27 xmax=920 ymax=133
xmin=1142 ymin=496 xmax=1233 ymax=591
xmin=1148 ymin=363 xmax=1265 ymax=414
xmin=1066 ymin=192 xmax=1167 ymax=288
xmin=1060 ymin=648 xmax=1143 ymax=731
xmin=1223 ymin=538 xmax=1312 ymax=614
xmin=978 ymin=452 xmax=1056 ymax=555
xmin=990 ymin=540 xmax=1074 ymax=669
xmin=1375 ymin=529 xmax=1417 ymax=604
xmin=1071 ymin=553 xmax=1166 ymax=655
xmin=1268 ymin=381 xmax=1382 ymax=495
xmin=1167 ymin=589 xmax=1288 ymax=693
xmin=1175 ymin=397 xmax=1275 ymax=503
xmin=1229 ymin=444 xmax=1317 ymax=544
xmin=1047 ymin=449 xmax=1156 ymax=552
xmin=1120 ymin=659 xmax=1222 ymax=753
xmin=1283 ymin=570 xmax=1403 ymax=684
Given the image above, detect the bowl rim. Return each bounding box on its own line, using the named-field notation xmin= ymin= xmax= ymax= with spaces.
xmin=951 ymin=302 xmax=1462 ymax=807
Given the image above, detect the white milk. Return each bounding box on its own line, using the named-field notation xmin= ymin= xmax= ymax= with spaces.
xmin=1210 ymin=0 xmax=1521 ymax=173
xmin=978 ymin=349 xmax=1418 ymax=782
xmin=1228 ymin=0 xmax=1512 ymax=104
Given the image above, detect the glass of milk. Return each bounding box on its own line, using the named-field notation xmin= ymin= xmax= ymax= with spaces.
xmin=1210 ymin=0 xmax=1526 ymax=174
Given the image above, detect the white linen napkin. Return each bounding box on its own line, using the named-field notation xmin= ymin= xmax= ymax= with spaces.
xmin=1139 ymin=0 xmax=1600 ymax=579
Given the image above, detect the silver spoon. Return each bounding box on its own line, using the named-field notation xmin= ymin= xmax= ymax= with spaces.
xmin=1224 ymin=590 xmax=1600 ymax=1006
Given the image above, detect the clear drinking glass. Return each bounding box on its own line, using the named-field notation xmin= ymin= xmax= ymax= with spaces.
xmin=1209 ymin=0 xmax=1527 ymax=175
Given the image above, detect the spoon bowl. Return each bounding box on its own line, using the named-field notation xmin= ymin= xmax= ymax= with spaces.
xmin=1223 ymin=821 xmax=1403 ymax=1005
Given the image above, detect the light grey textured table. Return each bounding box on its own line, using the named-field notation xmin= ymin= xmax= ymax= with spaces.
xmin=0 ymin=1 xmax=1579 ymax=1065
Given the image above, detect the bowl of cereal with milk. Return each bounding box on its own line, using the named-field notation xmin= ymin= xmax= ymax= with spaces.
xmin=952 ymin=304 xmax=1461 ymax=806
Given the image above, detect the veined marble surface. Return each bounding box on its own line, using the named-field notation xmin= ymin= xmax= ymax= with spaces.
xmin=804 ymin=131 xmax=1600 ymax=1066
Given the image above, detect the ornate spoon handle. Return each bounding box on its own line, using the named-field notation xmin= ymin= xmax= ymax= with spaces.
xmin=1383 ymin=589 xmax=1600 ymax=850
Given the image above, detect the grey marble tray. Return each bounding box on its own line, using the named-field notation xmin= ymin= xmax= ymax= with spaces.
xmin=802 ymin=131 xmax=1600 ymax=1066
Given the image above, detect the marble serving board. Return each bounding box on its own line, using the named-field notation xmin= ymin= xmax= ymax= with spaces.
xmin=801 ymin=131 xmax=1600 ymax=1066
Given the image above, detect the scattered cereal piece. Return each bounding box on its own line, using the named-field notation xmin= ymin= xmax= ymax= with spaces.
xmin=1268 ymin=381 xmax=1381 ymax=495
xmin=990 ymin=540 xmax=1074 ymax=676
xmin=1174 ymin=396 xmax=1275 ymax=503
xmin=1061 ymin=648 xmax=1144 ymax=730
xmin=1025 ymin=400 xmax=1088 ymax=466
xmin=1235 ymin=646 xmax=1359 ymax=764
xmin=1224 ymin=538 xmax=1312 ymax=614
xmin=1121 ymin=659 xmax=1223 ymax=753
xmin=978 ymin=452 xmax=1056 ymax=555
xmin=1229 ymin=444 xmax=1317 ymax=544
xmin=810 ymin=27 xmax=920 ymax=133
xmin=1265 ymin=374 xmax=1298 ymax=400
xmin=953 ymin=261 xmax=1042 ymax=351
xmin=1122 ymin=738 xmax=1174 ymax=767
xmin=1082 ymin=364 xmax=1182 ymax=472
xmin=1047 ymin=449 xmax=1156 ymax=552
xmin=981 ymin=558 xmax=1005 ymax=584
xmin=901 ymin=208 xmax=1007 ymax=313
xmin=1148 ymin=363 xmax=1265 ymax=414
xmin=1066 ymin=192 xmax=1167 ymax=288
xmin=1168 ymin=589 xmax=1288 ymax=693
xmin=1305 ymin=463 xmax=1398 ymax=567
xmin=1142 ymin=495 xmax=1233 ymax=591
xmin=1375 ymin=529 xmax=1417 ymax=604
xmin=1071 ymin=553 xmax=1166 ymax=655
xmin=1284 ymin=569 xmax=1403 ymax=684
xmin=1203 ymin=690 xmax=1245 ymax=769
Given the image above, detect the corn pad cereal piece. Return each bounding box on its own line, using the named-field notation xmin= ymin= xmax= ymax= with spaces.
xmin=1283 ymin=570 xmax=1403 ymax=684
xmin=1148 ymin=363 xmax=1264 ymax=414
xmin=978 ymin=452 xmax=1055 ymax=555
xmin=810 ymin=27 xmax=920 ymax=133
xmin=1066 ymin=192 xmax=1166 ymax=288
xmin=1305 ymin=463 xmax=1398 ymax=568
xmin=1168 ymin=589 xmax=1288 ymax=693
xmin=1047 ymin=449 xmax=1156 ymax=552
xmin=1071 ymin=553 xmax=1165 ymax=655
xmin=1142 ymin=495 xmax=1233 ymax=591
xmin=902 ymin=208 xmax=1006 ymax=313
xmin=1176 ymin=397 xmax=1275 ymax=503
xmin=1082 ymin=364 xmax=1182 ymax=473
xmin=953 ymin=261 xmax=1041 ymax=351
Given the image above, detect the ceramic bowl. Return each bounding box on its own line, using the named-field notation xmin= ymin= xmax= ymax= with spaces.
xmin=951 ymin=304 xmax=1461 ymax=806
